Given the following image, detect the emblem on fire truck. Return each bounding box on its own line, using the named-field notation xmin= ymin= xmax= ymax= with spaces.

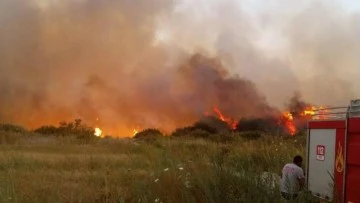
xmin=335 ymin=142 xmax=344 ymax=173
xmin=316 ymin=145 xmax=325 ymax=161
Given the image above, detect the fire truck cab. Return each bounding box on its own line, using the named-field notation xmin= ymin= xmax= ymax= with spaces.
xmin=306 ymin=99 xmax=360 ymax=203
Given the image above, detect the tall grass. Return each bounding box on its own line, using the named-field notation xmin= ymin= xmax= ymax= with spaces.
xmin=0 ymin=129 xmax=318 ymax=203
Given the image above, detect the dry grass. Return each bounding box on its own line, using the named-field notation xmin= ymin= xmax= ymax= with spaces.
xmin=0 ymin=130 xmax=317 ymax=203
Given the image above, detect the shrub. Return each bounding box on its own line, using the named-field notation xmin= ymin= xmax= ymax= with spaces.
xmin=236 ymin=117 xmax=279 ymax=133
xmin=188 ymin=129 xmax=212 ymax=139
xmin=171 ymin=116 xmax=236 ymax=143
xmin=194 ymin=116 xmax=231 ymax=134
xmin=133 ymin=128 xmax=164 ymax=142
xmin=33 ymin=125 xmax=58 ymax=135
xmin=171 ymin=126 xmax=195 ymax=137
xmin=171 ymin=127 xmax=235 ymax=143
xmin=172 ymin=116 xmax=231 ymax=136
xmin=33 ymin=119 xmax=95 ymax=141
xmin=0 ymin=123 xmax=28 ymax=133
xmin=192 ymin=121 xmax=218 ymax=134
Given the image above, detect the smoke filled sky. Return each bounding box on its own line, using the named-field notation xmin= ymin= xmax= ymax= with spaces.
xmin=0 ymin=0 xmax=359 ymax=136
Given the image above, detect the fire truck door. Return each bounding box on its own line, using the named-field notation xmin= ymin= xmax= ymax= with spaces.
xmin=308 ymin=129 xmax=336 ymax=200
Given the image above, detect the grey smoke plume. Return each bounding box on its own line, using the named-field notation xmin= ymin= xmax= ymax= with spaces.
xmin=154 ymin=0 xmax=360 ymax=107
xmin=0 ymin=0 xmax=359 ymax=136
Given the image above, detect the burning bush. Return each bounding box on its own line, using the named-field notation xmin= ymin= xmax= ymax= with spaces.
xmin=278 ymin=92 xmax=325 ymax=136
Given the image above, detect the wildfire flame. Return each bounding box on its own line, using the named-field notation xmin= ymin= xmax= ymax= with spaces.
xmin=212 ymin=106 xmax=237 ymax=130
xmin=94 ymin=127 xmax=102 ymax=137
xmin=281 ymin=111 xmax=296 ymax=136
xmin=301 ymin=106 xmax=330 ymax=119
xmin=302 ymin=108 xmax=316 ymax=116
xmin=93 ymin=105 xmax=328 ymax=138
xmin=281 ymin=105 xmax=329 ymax=136
xmin=133 ymin=128 xmax=140 ymax=136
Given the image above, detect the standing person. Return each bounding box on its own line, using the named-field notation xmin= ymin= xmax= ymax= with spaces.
xmin=280 ymin=155 xmax=305 ymax=200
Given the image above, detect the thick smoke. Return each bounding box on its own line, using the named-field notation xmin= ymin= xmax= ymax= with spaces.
xmin=74 ymin=53 xmax=278 ymax=135
xmin=286 ymin=92 xmax=311 ymax=117
xmin=0 ymin=0 xmax=359 ymax=136
xmin=154 ymin=0 xmax=360 ymax=107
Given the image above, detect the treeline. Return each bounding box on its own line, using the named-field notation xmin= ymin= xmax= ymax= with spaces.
xmin=134 ymin=116 xmax=305 ymax=142
xmin=0 ymin=116 xmax=305 ymax=142
xmin=0 ymin=119 xmax=97 ymax=141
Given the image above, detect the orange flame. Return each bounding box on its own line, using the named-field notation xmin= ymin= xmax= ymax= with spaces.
xmin=133 ymin=128 xmax=140 ymax=136
xmin=94 ymin=117 xmax=103 ymax=137
xmin=212 ymin=106 xmax=237 ymax=130
xmin=281 ymin=106 xmax=330 ymax=136
xmin=301 ymin=106 xmax=317 ymax=116
xmin=281 ymin=111 xmax=296 ymax=136
xmin=300 ymin=106 xmax=331 ymax=119
xmin=94 ymin=127 xmax=102 ymax=137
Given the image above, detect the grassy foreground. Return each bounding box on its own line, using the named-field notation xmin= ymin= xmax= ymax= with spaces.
xmin=0 ymin=130 xmax=317 ymax=203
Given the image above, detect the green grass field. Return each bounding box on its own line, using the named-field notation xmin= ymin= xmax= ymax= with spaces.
xmin=0 ymin=127 xmax=318 ymax=203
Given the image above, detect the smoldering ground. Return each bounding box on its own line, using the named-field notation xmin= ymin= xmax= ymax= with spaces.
xmin=0 ymin=0 xmax=359 ymax=136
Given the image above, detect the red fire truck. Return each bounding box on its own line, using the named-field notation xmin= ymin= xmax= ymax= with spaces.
xmin=307 ymin=99 xmax=360 ymax=203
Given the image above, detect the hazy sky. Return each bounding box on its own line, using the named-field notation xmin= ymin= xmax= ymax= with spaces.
xmin=242 ymin=0 xmax=360 ymax=51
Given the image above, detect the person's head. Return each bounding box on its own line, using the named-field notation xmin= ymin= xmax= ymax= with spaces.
xmin=293 ymin=155 xmax=303 ymax=167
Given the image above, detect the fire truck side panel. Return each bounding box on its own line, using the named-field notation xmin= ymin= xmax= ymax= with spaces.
xmin=308 ymin=129 xmax=336 ymax=200
xmin=345 ymin=118 xmax=360 ymax=203
xmin=345 ymin=166 xmax=360 ymax=202
xmin=308 ymin=121 xmax=345 ymax=129
xmin=307 ymin=120 xmax=346 ymax=202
